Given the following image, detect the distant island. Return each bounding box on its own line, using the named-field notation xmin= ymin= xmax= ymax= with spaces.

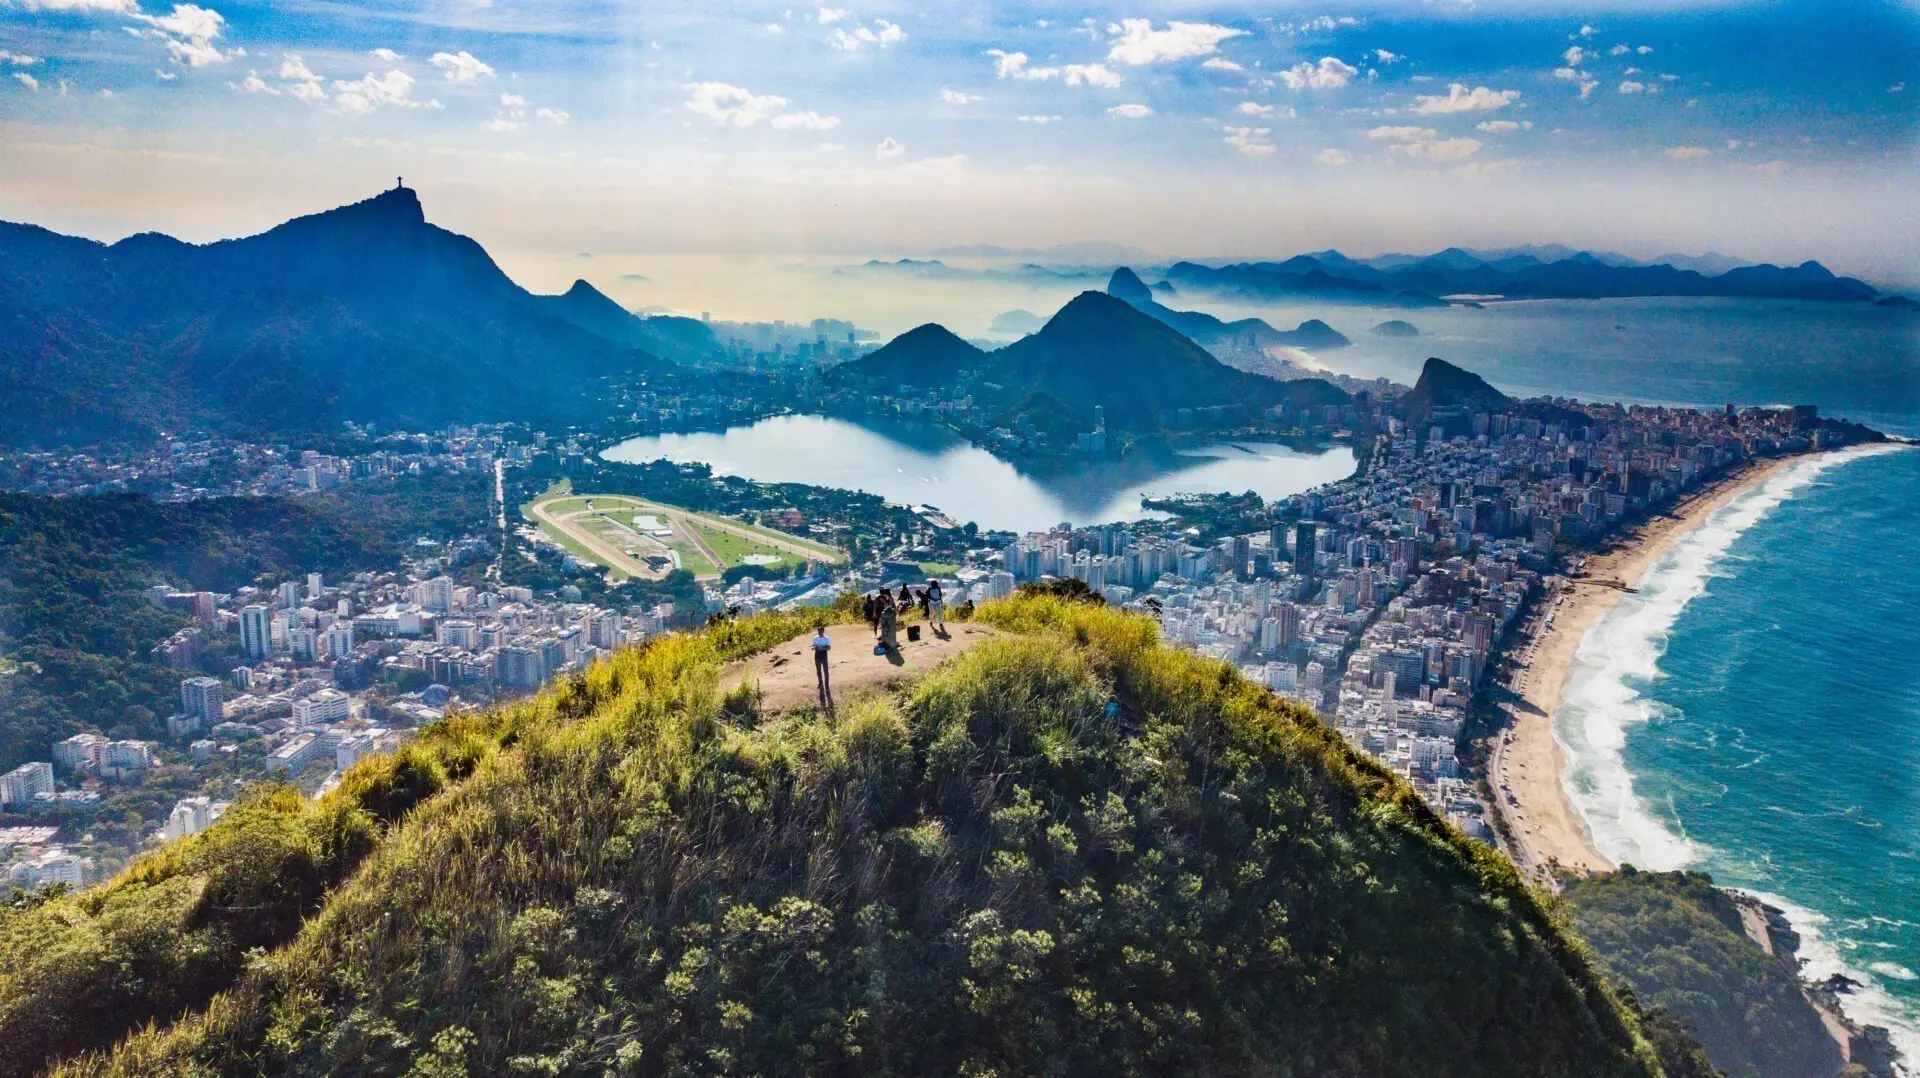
xmin=1372 ymin=320 xmax=1421 ymax=338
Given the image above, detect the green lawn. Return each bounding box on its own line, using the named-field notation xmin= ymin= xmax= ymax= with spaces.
xmin=694 ymin=523 xmax=799 ymax=572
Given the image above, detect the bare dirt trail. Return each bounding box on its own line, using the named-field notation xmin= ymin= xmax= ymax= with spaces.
xmin=724 ymin=621 xmax=1000 ymax=712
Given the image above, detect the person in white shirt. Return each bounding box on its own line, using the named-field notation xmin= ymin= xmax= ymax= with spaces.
xmin=811 ymin=623 xmax=833 ymax=707
xmin=926 ymin=579 xmax=945 ymax=633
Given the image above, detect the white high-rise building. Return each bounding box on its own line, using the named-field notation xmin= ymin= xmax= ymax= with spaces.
xmin=419 ymin=576 xmax=455 ymax=614
xmin=180 ymin=676 xmax=224 ymax=725
xmin=0 ymin=761 xmax=54 ymax=807
xmin=325 ymin=622 xmax=355 ymax=658
xmin=240 ymin=604 xmax=273 ymax=660
xmin=307 ymin=572 xmax=323 ymax=600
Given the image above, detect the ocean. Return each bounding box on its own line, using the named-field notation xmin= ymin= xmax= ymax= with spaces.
xmin=1557 ymin=442 xmax=1920 ymax=1058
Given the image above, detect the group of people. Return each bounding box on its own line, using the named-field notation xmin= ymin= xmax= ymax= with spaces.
xmin=862 ymin=580 xmax=946 ymax=652
xmin=810 ymin=580 xmax=974 ymax=709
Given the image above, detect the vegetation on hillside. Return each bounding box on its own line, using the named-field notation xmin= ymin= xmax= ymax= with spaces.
xmin=1563 ymin=868 xmax=1841 ymax=1078
xmin=0 ymin=473 xmax=490 ymax=770
xmin=0 ymin=595 xmax=1671 ymax=1076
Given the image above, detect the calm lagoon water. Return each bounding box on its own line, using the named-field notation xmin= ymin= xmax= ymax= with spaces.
xmin=602 ymin=414 xmax=1356 ymax=534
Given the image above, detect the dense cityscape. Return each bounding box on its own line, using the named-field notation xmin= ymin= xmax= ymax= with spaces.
xmin=0 ymin=371 xmax=1869 ymax=894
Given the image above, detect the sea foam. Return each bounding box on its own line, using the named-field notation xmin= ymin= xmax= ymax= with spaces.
xmin=1556 ymin=443 xmax=1916 ymax=1059
xmin=1556 ymin=446 xmax=1896 ymax=870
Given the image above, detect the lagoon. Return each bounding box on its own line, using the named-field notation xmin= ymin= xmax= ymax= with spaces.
xmin=602 ymin=414 xmax=1356 ymax=534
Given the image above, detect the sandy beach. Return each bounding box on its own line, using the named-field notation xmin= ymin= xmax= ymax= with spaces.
xmin=1489 ymin=454 xmax=1807 ymax=879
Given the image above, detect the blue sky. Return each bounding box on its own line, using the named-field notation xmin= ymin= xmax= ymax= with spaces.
xmin=1 ymin=0 xmax=1916 ymax=284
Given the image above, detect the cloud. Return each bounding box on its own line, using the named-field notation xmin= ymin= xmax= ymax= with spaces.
xmin=770 ymin=109 xmax=839 ymax=130
xmin=1202 ymin=57 xmax=1243 ymax=72
xmin=683 ymin=81 xmax=787 ymax=125
xmin=237 ymin=69 xmax=276 ymax=94
xmin=1475 ymin=119 xmax=1530 ymax=133
xmin=128 ymin=3 xmax=234 ymax=68
xmin=369 ymin=48 xmax=403 ymax=62
xmin=1368 ymin=125 xmax=1435 ymax=140
xmin=332 ymin=69 xmax=415 ymax=114
xmin=487 ymin=93 xmax=526 ymax=131
xmin=1274 ymin=15 xmax=1359 ymax=33
xmin=1618 ymin=80 xmax=1646 ymax=94
xmin=1579 ymin=77 xmax=1599 ymax=99
xmin=1411 ymin=83 xmax=1518 ymax=114
xmin=1222 ymin=125 xmax=1274 ymax=155
xmin=1562 ymin=46 xmax=1586 ymax=66
xmin=279 ymin=53 xmax=318 ymax=80
xmin=1278 ymin=56 xmax=1357 ymax=90
xmin=14 ymin=71 xmax=39 ymax=90
xmin=1665 ymin=145 xmax=1710 ymax=159
xmin=1316 ymin=147 xmax=1351 ymax=165
xmin=1237 ymin=101 xmax=1278 ymax=117
xmin=1389 ymin=136 xmax=1481 ymax=160
xmin=828 ymin=19 xmax=905 ymax=52
xmin=1018 ymin=114 xmax=1061 ymax=123
xmin=1577 ymin=24 xmax=1597 ymax=38
xmin=1107 ymin=102 xmax=1152 ymax=118
xmin=1608 ymin=43 xmax=1630 ymax=56
xmin=939 ymin=88 xmax=981 ymax=104
xmin=1106 ymin=19 xmax=1243 ymax=65
xmin=1374 ymin=49 xmax=1401 ymax=64
xmin=985 ymin=49 xmax=1121 ymax=88
xmin=1892 ymin=83 xmax=1906 ymax=93
xmin=428 ymin=50 xmax=493 ymax=83
xmin=875 ymin=136 xmax=903 ymax=159
xmin=289 ymin=78 xmax=326 ymax=103
xmin=1553 ymin=67 xmax=1581 ymax=81
xmin=1749 ymin=160 xmax=1786 ymax=177
xmin=816 ymin=7 xmax=848 ymax=24
xmin=537 ymin=107 xmax=567 ymax=124
xmin=0 ymin=50 xmax=42 ymax=65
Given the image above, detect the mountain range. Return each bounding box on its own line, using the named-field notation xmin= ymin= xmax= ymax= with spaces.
xmin=0 ymin=187 xmax=717 ymax=447
xmin=828 ymin=290 xmax=1349 ymax=436
xmin=1162 ymin=248 xmax=1879 ymax=306
xmin=1105 ymin=267 xmax=1351 ymax=351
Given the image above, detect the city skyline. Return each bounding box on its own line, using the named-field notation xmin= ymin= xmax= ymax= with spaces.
xmin=1 ymin=0 xmax=1916 ymax=292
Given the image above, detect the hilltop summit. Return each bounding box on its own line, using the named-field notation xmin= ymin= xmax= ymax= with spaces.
xmin=0 ymin=597 xmax=1666 ymax=1076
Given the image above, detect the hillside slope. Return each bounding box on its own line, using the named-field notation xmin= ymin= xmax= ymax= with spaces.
xmin=0 ymin=187 xmax=664 ymax=446
xmin=4 ymin=597 xmax=1664 ymax=1077
xmin=1564 ymin=870 xmax=1847 ymax=1078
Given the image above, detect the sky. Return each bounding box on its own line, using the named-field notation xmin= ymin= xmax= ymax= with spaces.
xmin=2 ymin=0 xmax=1918 ymax=297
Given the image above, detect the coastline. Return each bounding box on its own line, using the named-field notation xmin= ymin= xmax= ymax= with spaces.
xmin=1489 ymin=452 xmax=1807 ymax=878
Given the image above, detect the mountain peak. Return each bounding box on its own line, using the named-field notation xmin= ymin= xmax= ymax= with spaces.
xmin=1106 ymin=266 xmax=1154 ymax=306
xmin=1408 ymin=357 xmax=1513 ymax=432
xmin=334 ymin=185 xmax=426 ymax=227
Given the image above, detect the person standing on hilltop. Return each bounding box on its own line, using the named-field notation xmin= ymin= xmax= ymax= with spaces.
xmin=879 ymin=592 xmax=899 ymax=654
xmin=863 ymin=591 xmax=879 ymax=639
xmin=926 ymin=579 xmax=945 ymax=633
xmin=811 ymin=622 xmax=833 ymax=708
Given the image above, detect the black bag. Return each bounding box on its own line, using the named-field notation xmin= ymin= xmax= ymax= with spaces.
xmin=907 ymin=625 xmax=922 ymax=642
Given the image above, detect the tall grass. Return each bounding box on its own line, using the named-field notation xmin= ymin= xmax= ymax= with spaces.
xmin=10 ymin=595 xmax=1660 ymax=1077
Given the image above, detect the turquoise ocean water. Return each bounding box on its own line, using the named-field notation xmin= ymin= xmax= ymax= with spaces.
xmin=1556 ymin=442 xmax=1920 ymax=1057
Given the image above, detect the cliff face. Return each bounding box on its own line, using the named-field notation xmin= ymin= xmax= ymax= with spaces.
xmin=2 ymin=597 xmax=1662 ymax=1076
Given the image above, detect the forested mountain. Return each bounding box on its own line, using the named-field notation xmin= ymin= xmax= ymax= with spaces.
xmin=0 ymin=595 xmax=1671 ymax=1076
xmin=830 ymin=290 xmax=1348 ymax=434
xmin=0 ymin=188 xmax=672 ymax=447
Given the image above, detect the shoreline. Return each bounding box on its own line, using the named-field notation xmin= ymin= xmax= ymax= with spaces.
xmin=1488 ymin=452 xmax=1808 ymax=878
